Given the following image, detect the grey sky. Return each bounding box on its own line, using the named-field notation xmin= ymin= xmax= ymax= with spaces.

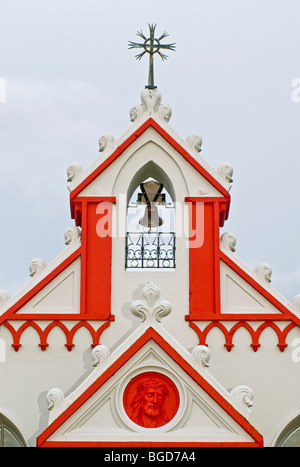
xmin=0 ymin=0 xmax=299 ymax=302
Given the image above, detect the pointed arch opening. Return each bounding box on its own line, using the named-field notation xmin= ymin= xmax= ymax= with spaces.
xmin=125 ymin=162 xmax=176 ymax=270
xmin=0 ymin=413 xmax=27 ymax=447
xmin=275 ymin=414 xmax=300 ymax=447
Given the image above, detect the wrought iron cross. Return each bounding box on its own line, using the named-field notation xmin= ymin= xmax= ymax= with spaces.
xmin=128 ymin=24 xmax=176 ymax=89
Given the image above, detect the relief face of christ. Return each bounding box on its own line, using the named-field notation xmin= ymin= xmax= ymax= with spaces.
xmin=123 ymin=372 xmax=180 ymax=429
xmin=129 ymin=379 xmax=170 ymax=428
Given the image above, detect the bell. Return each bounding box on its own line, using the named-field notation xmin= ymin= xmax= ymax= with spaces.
xmin=137 ymin=181 xmax=164 ymax=230
xmin=137 ymin=181 xmax=165 ymax=205
xmin=139 ymin=204 xmax=163 ymax=229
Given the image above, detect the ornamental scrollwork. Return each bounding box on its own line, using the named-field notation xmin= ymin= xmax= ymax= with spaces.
xmin=92 ymin=344 xmax=110 ymax=367
xmin=130 ymin=88 xmax=172 ymax=123
xmin=64 ymin=226 xmax=81 ymax=246
xmin=192 ymin=345 xmax=211 ymax=368
xmin=217 ymin=162 xmax=234 ymax=185
xmin=255 ymin=263 xmax=272 ymax=284
xmin=186 ymin=134 xmax=203 ymax=154
xmin=98 ymin=133 xmax=115 ymax=152
xmin=229 ymin=385 xmax=254 ymax=419
xmin=67 ymin=162 xmax=83 ymax=183
xmin=130 ymin=282 xmax=172 ymax=323
xmin=47 ymin=388 xmax=64 ymax=411
xmin=220 ymin=232 xmax=237 ymax=253
xmin=29 ymin=258 xmax=46 ymax=278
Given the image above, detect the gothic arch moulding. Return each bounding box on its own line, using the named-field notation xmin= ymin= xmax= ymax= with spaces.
xmin=273 ymin=413 xmax=300 ymax=447
xmin=126 ymin=160 xmax=176 ymax=205
xmin=0 ymin=413 xmax=27 ymax=447
xmin=112 ymin=140 xmax=189 ymax=203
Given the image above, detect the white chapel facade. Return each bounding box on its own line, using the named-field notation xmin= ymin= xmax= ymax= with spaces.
xmin=1 ymin=32 xmax=300 ymax=447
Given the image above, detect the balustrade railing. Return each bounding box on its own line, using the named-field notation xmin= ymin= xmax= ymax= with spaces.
xmin=125 ymin=232 xmax=176 ymax=269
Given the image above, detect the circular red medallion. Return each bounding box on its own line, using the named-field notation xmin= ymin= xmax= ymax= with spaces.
xmin=123 ymin=372 xmax=180 ymax=428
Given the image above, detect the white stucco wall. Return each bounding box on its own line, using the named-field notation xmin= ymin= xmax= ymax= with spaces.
xmin=0 ymin=90 xmax=299 ymax=447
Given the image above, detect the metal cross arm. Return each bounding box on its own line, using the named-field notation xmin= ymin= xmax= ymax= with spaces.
xmin=128 ymin=24 xmax=176 ymax=89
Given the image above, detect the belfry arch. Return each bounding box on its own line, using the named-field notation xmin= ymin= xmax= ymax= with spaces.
xmin=126 ymin=161 xmax=176 ymax=206
xmin=0 ymin=413 xmax=27 ymax=447
xmin=274 ymin=414 xmax=300 ymax=447
xmin=125 ymin=162 xmax=176 ymax=270
xmin=111 ymin=140 xmax=189 ymax=203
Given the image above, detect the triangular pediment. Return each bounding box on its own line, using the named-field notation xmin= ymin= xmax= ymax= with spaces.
xmin=37 ymin=326 xmax=263 ymax=447
xmin=0 ymin=242 xmax=82 ymax=324
xmin=17 ymin=258 xmax=81 ymax=316
xmin=221 ymin=260 xmax=283 ymax=315
xmin=68 ymin=95 xmax=232 ymax=204
xmin=219 ymin=248 xmax=300 ymax=323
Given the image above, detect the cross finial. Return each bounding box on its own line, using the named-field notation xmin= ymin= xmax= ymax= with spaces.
xmin=129 ymin=24 xmax=176 ymax=89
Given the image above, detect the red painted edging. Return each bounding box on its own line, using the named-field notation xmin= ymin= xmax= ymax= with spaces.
xmin=0 ymin=248 xmax=81 ymax=324
xmin=70 ymin=118 xmax=230 ymax=204
xmin=37 ymin=327 xmax=263 ymax=447
xmin=220 ymin=251 xmax=300 ymax=326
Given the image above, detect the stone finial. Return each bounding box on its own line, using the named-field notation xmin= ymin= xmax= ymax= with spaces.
xmin=92 ymin=345 xmax=110 ymax=367
xmin=98 ymin=133 xmax=115 ymax=152
xmin=229 ymin=385 xmax=254 ymax=419
xmin=64 ymin=226 xmax=81 ymax=246
xmin=130 ymin=88 xmax=172 ymax=123
xmin=255 ymin=263 xmax=272 ymax=284
xmin=67 ymin=162 xmax=83 ymax=183
xmin=47 ymin=388 xmax=64 ymax=412
xmin=192 ymin=345 xmax=211 ymax=368
xmin=220 ymin=232 xmax=237 ymax=253
xmin=217 ymin=163 xmax=234 ymax=184
xmin=29 ymin=258 xmax=46 ymax=278
xmin=186 ymin=134 xmax=203 ymax=153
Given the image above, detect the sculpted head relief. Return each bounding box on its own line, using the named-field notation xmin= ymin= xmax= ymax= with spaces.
xmin=123 ymin=372 xmax=180 ymax=429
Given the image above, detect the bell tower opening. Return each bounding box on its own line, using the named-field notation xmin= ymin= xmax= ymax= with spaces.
xmin=125 ymin=166 xmax=176 ymax=270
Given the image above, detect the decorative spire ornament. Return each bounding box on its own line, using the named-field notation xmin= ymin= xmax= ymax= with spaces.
xmin=128 ymin=24 xmax=176 ymax=89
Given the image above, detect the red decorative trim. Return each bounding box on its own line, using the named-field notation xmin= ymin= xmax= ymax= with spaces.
xmin=72 ymin=196 xmax=116 ymax=204
xmin=69 ymin=118 xmax=231 ymax=203
xmin=0 ymin=196 xmax=117 ymax=324
xmin=37 ymin=327 xmax=263 ymax=447
xmin=4 ymin=320 xmax=112 ymax=352
xmin=40 ymin=441 xmax=262 ymax=447
xmin=71 ymin=197 xmax=116 ymax=228
xmin=188 ymin=320 xmax=296 ymax=352
xmin=186 ymin=200 xmax=223 ymax=319
xmin=4 ymin=314 xmax=115 ymax=321
xmin=0 ymin=237 xmax=115 ymax=350
xmin=79 ymin=199 xmax=115 ymax=319
xmin=0 ymin=248 xmax=81 ymax=325
xmin=185 ymin=197 xmax=230 ymax=226
xmin=185 ymin=220 xmax=300 ymax=325
xmin=220 ymin=251 xmax=300 ymax=326
xmin=186 ymin=314 xmax=299 ymax=321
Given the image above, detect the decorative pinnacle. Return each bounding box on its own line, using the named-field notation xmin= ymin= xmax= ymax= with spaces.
xmin=128 ymin=23 xmax=176 ymax=89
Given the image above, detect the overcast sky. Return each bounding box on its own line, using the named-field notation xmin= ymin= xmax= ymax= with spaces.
xmin=0 ymin=0 xmax=299 ymax=302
